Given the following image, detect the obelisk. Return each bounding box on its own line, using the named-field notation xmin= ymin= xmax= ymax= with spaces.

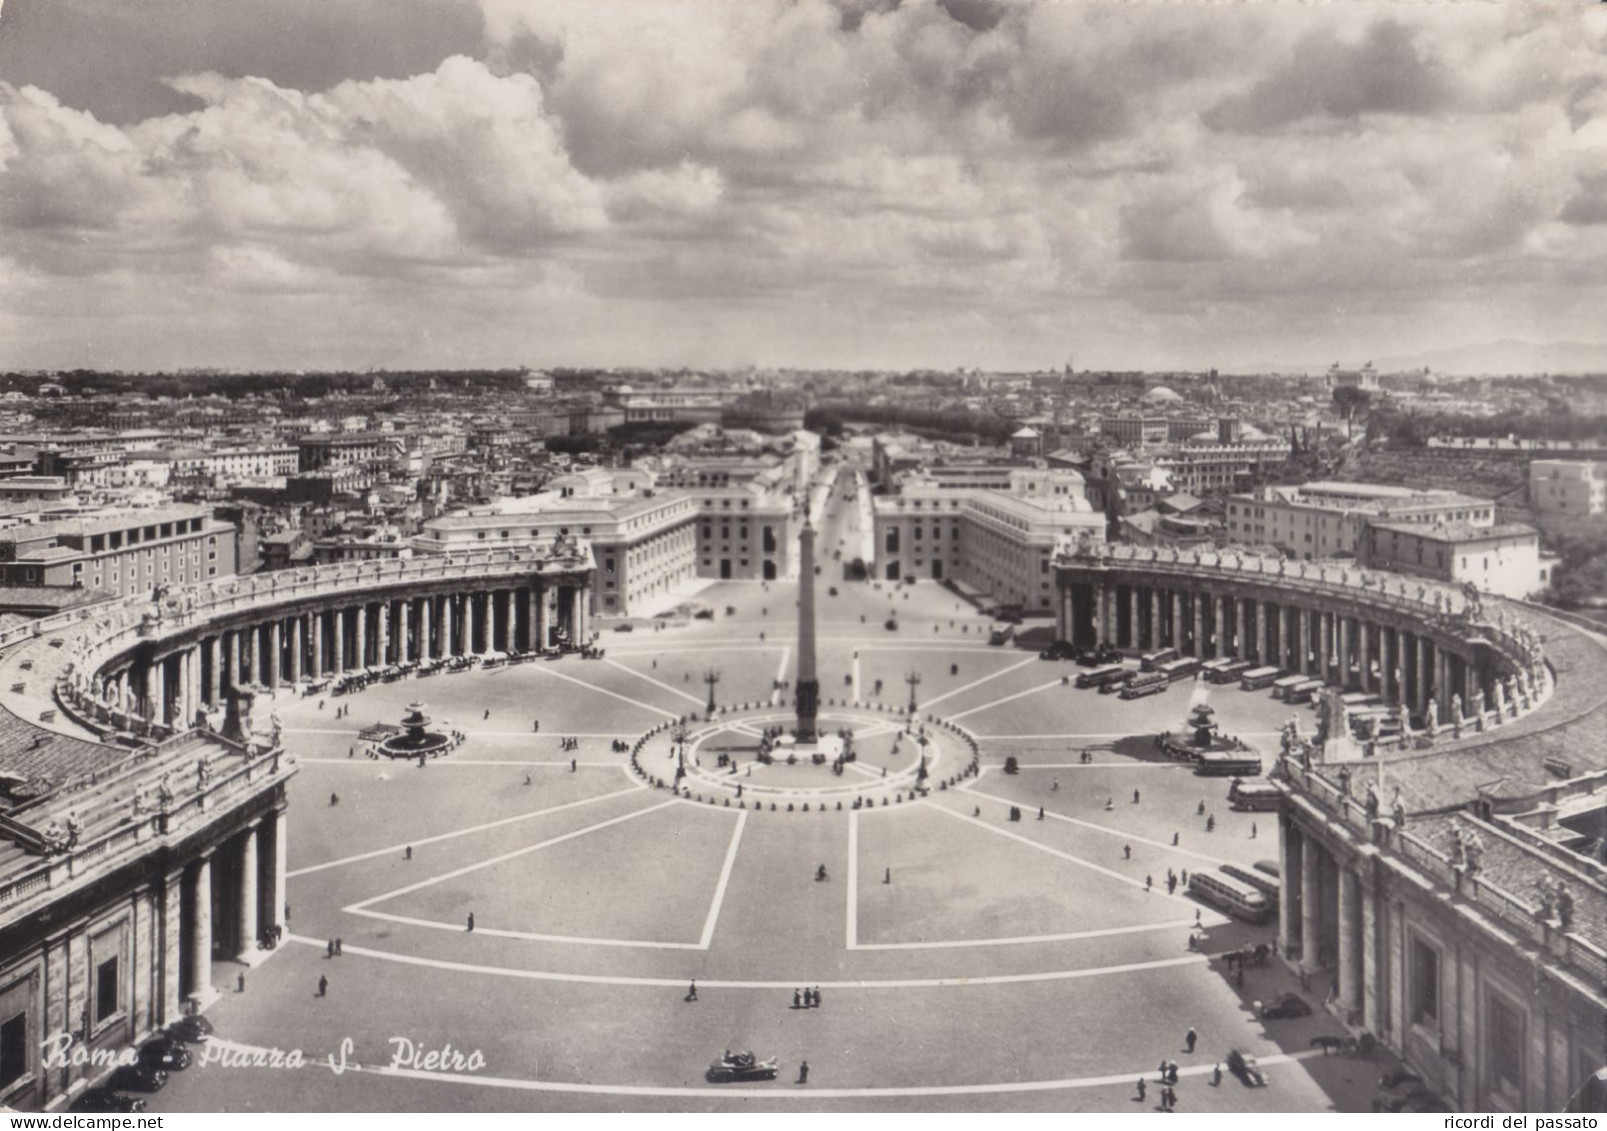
xmin=795 ymin=512 xmax=819 ymax=742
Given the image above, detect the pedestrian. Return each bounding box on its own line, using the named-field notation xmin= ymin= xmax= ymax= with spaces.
xmin=1212 ymin=1063 xmax=1223 ymax=1087
xmin=1133 ymin=789 xmax=1141 ymax=804
xmin=405 ymin=845 xmax=412 ymax=860
xmin=1038 ymin=806 xmax=1045 ymax=821
xmin=813 ymin=986 xmax=822 ymax=1009
xmin=317 ymin=975 xmax=328 ymax=998
xmin=884 ymin=867 xmax=891 ymax=884
xmin=330 ymin=792 xmax=340 ymax=806
xmin=1051 ymin=779 xmax=1059 ymax=791
xmin=1136 ymin=1078 xmax=1147 ymax=1102
xmin=327 ymin=939 xmax=335 ymax=958
xmin=237 ymin=972 xmax=246 ymax=993
xmin=484 ymin=708 xmax=490 ymax=720
xmin=1250 ymin=821 xmax=1257 ymax=839
xmin=797 ymin=1060 xmax=809 ymax=1085
xmin=1168 ymin=1061 xmax=1179 ymax=1084
xmin=571 ymin=758 xmax=577 ymax=772
xmin=793 ymin=989 xmax=802 ymax=1009
xmin=1185 ymin=1027 xmax=1197 ymax=1053
xmin=687 ymin=979 xmax=698 ymax=1002
xmin=1145 ymin=874 xmax=1153 ymax=891
xmin=1181 ymin=868 xmax=1188 ymax=885
xmin=525 ymin=773 xmax=532 ymax=786
xmin=1206 ymin=814 xmax=1215 ymax=833
xmin=335 ymin=938 xmax=343 ymax=955
xmin=1197 ymin=800 xmax=1206 ymax=816
xmin=1105 ymin=797 xmax=1115 ymax=811
xmin=1172 ymin=832 xmax=1179 ymax=846
xmin=467 ymin=913 xmax=475 ymax=932
xmin=348 ymin=746 xmax=354 ymax=759
xmin=1124 ymin=844 xmax=1132 ymax=860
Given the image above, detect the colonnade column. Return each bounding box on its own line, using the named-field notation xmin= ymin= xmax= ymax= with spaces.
xmin=1359 ymin=621 xmax=1373 ymax=692
xmin=1279 ymin=817 xmax=1299 ymax=957
xmin=462 ymin=593 xmax=477 ymax=656
xmin=187 ymin=853 xmax=213 ymax=1000
xmin=1257 ymin=601 xmax=1272 ymax=665
xmin=268 ymin=620 xmax=282 ymax=690
xmin=333 ymin=609 xmax=346 ymax=674
xmin=1319 ymin=612 xmax=1333 ymax=684
xmin=224 ymin=630 xmax=239 ymax=692
xmin=1234 ymin=598 xmax=1247 ymax=660
xmin=207 ymin=636 xmax=222 ymax=706
xmin=1300 ymin=836 xmax=1321 ymax=971
xmin=311 ymin=612 xmax=324 ymax=679
xmin=1192 ymin=592 xmax=1205 ymax=657
xmin=236 ymin=825 xmax=259 ymax=960
xmin=439 ymin=595 xmax=454 ymax=658
xmin=1336 ymin=615 xmax=1351 ymax=689
xmin=149 ymin=657 xmax=167 ymax=725
xmin=419 ymin=597 xmax=434 ymax=662
xmin=1361 ymin=878 xmax=1381 ymax=1035
xmin=1338 ymin=865 xmax=1363 ymax=1019
xmin=355 ymin=604 xmax=368 ymax=670
xmin=1415 ymin=635 xmax=1431 ymax=715
xmin=573 ymin=585 xmax=588 ymax=645
xmin=1299 ymin=607 xmax=1313 ymax=675
xmin=1127 ymin=587 xmax=1140 ymax=651
xmin=289 ymin=617 xmax=303 ymax=685
xmin=160 ymin=871 xmax=183 ymax=1024
xmin=272 ymin=808 xmax=288 ymax=938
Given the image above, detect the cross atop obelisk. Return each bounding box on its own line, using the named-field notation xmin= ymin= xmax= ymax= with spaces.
xmin=795 ymin=511 xmax=819 ymax=742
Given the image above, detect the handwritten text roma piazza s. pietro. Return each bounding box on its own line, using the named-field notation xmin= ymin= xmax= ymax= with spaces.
xmin=42 ymin=1033 xmax=487 ymax=1075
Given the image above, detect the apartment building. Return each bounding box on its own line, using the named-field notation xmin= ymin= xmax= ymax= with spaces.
xmin=1226 ymin=481 xmax=1495 ymax=560
xmin=0 ymin=504 xmax=238 ymax=598
xmin=1529 ymin=459 xmax=1607 ymax=518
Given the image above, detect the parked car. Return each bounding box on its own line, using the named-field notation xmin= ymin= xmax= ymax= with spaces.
xmin=884 ymin=619 xmax=898 ymax=631
xmin=1038 ymin=640 xmax=1076 ymax=661
xmin=1258 ymin=992 xmax=1312 ymax=1020
xmin=71 ymin=1089 xmax=147 ymax=1113
xmin=167 ymin=1014 xmax=214 ymax=1044
xmin=107 ymin=1063 xmax=168 ymax=1093
xmin=705 ymin=1051 xmax=779 ymax=1083
xmin=693 ymin=609 xmax=714 ymax=621
xmin=140 ymin=1034 xmax=193 ymax=1071
xmin=612 ymin=623 xmax=634 ymax=633
xmin=1076 ymin=646 xmax=1123 ymax=666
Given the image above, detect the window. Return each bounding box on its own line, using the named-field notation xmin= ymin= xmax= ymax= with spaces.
xmin=1487 ymin=990 xmax=1524 ymax=1100
xmin=1410 ymin=937 xmax=1439 ymax=1026
xmin=0 ymin=1010 xmax=25 ymax=1091
xmin=95 ymin=957 xmax=119 ymax=1023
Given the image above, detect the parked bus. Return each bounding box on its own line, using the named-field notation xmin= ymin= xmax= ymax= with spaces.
xmin=1285 ymin=678 xmax=1326 ymax=704
xmin=1119 ymin=671 xmax=1171 ymax=699
xmin=1271 ymin=673 xmax=1308 ymax=700
xmin=1209 ymin=660 xmax=1255 ymax=684
xmin=1341 ymin=691 xmax=1384 ymax=711
xmin=1140 ymin=647 xmax=1178 ymax=672
xmin=1227 ymin=777 xmax=1281 ymax=811
xmin=1157 ymin=657 xmax=1202 ymax=683
xmin=1075 ymin=663 xmax=1128 ymax=689
xmin=1239 ymin=666 xmax=1282 ymax=691
xmin=1188 ymin=870 xmax=1272 ymax=924
xmin=1195 ymin=750 xmax=1264 ymax=777
xmin=1221 ymin=862 xmax=1281 ymax=907
xmin=1097 ymin=669 xmax=1139 ymax=694
xmin=1199 ymin=658 xmax=1235 ymax=680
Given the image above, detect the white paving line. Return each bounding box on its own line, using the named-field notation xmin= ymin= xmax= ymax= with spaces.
xmin=851 ymin=918 xmax=1206 ymax=951
xmin=772 ymin=645 xmax=791 ymax=707
xmin=846 ymin=809 xmax=860 ymax=949
xmin=964 ymin=784 xmax=1240 ymax=868
xmin=981 ymin=732 xmax=1281 ymax=741
xmin=347 ymin=799 xmax=680 ymax=912
xmin=699 ymin=809 xmax=748 ymax=948
xmin=338 ymin=910 xmax=704 ymax=950
xmin=926 ymin=802 xmax=1219 ymax=914
xmin=532 ymin=664 xmax=680 ymax=718
xmin=287 ymin=785 xmax=646 ymax=878
xmin=602 ymin=657 xmax=706 ymax=706
xmin=919 ymin=656 xmax=1042 ymax=710
xmin=296 ymin=758 xmax=620 ymax=767
xmin=198 ymin=1035 xmax=1325 ymax=1098
xmin=947 ymin=679 xmax=1067 ymax=721
xmin=1001 ymin=763 xmax=1187 ymax=771
xmin=283 ymin=934 xmax=1208 ymax=989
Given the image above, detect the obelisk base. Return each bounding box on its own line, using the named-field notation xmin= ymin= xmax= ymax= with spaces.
xmin=795 ymin=680 xmax=819 ymax=743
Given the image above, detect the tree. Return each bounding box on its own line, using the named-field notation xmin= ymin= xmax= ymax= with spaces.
xmin=1332 ymin=386 xmax=1373 ymax=440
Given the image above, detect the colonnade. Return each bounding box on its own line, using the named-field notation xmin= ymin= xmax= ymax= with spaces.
xmin=1058 ymin=577 xmax=1490 ymax=718
xmin=98 ymin=579 xmax=588 ymax=728
xmin=1278 ymin=814 xmax=1381 ymax=1035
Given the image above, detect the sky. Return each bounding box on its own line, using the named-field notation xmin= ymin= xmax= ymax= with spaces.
xmin=1 ymin=0 xmax=1605 ymax=373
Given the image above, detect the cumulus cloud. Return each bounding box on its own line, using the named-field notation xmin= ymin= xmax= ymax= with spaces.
xmin=0 ymin=0 xmax=1604 ymax=370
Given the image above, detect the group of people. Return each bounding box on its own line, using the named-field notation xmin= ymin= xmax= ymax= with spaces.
xmin=559 ymin=736 xmax=581 ymax=752
xmin=790 ymin=987 xmax=823 ymax=1009
xmin=324 ymin=937 xmax=345 ymax=957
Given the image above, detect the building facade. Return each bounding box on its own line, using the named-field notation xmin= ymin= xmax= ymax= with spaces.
xmin=1227 ymin=482 xmax=1496 ymax=561
xmin=1529 ymin=460 xmax=1607 ymax=518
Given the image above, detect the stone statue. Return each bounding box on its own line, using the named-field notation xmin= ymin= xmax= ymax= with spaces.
xmin=1450 ymin=692 xmax=1463 ymax=723
xmin=1391 ymin=786 xmax=1406 ymax=828
xmin=197 ymin=760 xmax=211 ymax=788
xmin=1337 ymin=766 xmax=1351 ymax=796
xmin=269 ymin=710 xmax=283 ymax=747
xmin=1450 ymin=825 xmax=1467 ymax=866
xmin=1426 ymin=697 xmax=1439 ymax=733
xmin=1557 ymin=883 xmax=1574 ymax=930
xmin=1464 ymin=831 xmax=1484 ymax=874
xmin=1471 ymin=687 xmax=1485 ymax=719
xmin=1493 ymin=678 xmax=1508 ymax=717
xmin=1365 ymin=783 xmax=1381 ymax=821
xmin=1536 ymin=880 xmax=1555 ymax=921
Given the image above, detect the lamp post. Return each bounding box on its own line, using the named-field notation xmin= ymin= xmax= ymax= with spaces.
xmin=703 ymin=668 xmax=721 ymax=719
xmin=905 ymin=670 xmax=921 ymax=715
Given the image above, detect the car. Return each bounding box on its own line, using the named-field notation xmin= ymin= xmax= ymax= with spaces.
xmin=140 ymin=1034 xmax=193 ymax=1071
xmin=71 ymin=1089 xmax=148 ymax=1113
xmin=1038 ymin=640 xmax=1076 ymax=661
xmin=612 ymin=623 xmax=634 ymax=633
xmin=1226 ymin=1048 xmax=1266 ymax=1087
xmin=828 ymin=587 xmax=838 ymax=596
xmin=706 ymin=1052 xmax=780 ymax=1083
xmin=693 ymin=609 xmax=714 ymax=620
xmin=107 ymin=1063 xmax=168 ymax=1093
xmin=1076 ymin=646 xmax=1123 ymax=666
xmin=1258 ymin=992 xmax=1312 ymax=1020
xmin=167 ymin=1014 xmax=214 ymax=1044
xmin=884 ymin=619 xmax=898 ymax=631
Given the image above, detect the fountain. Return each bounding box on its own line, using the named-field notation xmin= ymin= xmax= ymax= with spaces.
xmin=1157 ymin=678 xmax=1258 ymax=772
xmin=376 ymin=701 xmax=454 ymax=759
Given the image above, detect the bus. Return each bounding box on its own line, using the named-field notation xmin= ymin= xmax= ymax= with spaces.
xmin=1239 ymin=666 xmax=1282 ymax=691
xmin=1075 ymin=663 xmax=1129 ymax=689
xmin=1140 ymin=647 xmax=1178 ymax=672
xmin=1158 ymin=656 xmax=1202 ymax=683
xmin=1097 ymin=669 xmax=1139 ymax=694
xmin=1199 ymin=657 xmax=1235 ymax=680
xmin=1341 ymin=691 xmax=1382 ymax=710
xmin=1285 ymin=678 xmax=1326 ymax=704
xmin=1209 ymin=660 xmax=1255 ymax=684
xmin=1119 ymin=671 xmax=1171 ymax=699
xmin=1195 ymin=750 xmax=1264 ymax=777
xmin=988 ymin=624 xmax=1016 ymax=647
xmin=1188 ymin=870 xmax=1272 ymax=924
xmin=1271 ymin=673 xmax=1308 ymax=700
xmin=1221 ymin=862 xmax=1281 ymax=907
xmin=1227 ymin=777 xmax=1281 ymax=811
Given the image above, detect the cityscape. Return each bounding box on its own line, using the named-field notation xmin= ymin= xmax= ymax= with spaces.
xmin=1 ymin=0 xmax=1607 ymax=1118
